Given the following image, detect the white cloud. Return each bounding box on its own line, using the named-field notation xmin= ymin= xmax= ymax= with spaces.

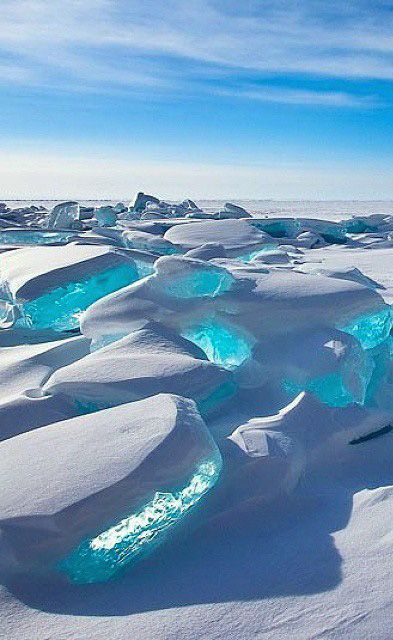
xmin=217 ymin=87 xmax=378 ymax=108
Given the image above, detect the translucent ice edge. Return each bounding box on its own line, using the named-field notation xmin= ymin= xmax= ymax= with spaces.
xmin=283 ymin=308 xmax=393 ymax=408
xmin=89 ymin=333 xmax=128 ymax=352
xmin=283 ymin=373 xmax=356 ymax=408
xmin=57 ymin=457 xmax=222 ymax=584
xmin=18 ymin=263 xmax=142 ymax=332
xmin=181 ymin=319 xmax=252 ymax=370
xmin=135 ymin=260 xmax=155 ymax=278
xmin=0 ymin=230 xmax=75 ymax=246
xmin=164 ymin=269 xmax=234 ymax=299
xmin=123 ymin=236 xmax=179 ymax=256
xmin=338 ymin=307 xmax=393 ymax=350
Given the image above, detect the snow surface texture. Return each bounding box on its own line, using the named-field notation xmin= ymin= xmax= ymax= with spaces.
xmin=2 ymin=196 xmax=393 ymax=638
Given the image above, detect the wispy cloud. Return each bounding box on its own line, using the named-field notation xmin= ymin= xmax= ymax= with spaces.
xmin=217 ymin=86 xmax=379 ymax=108
xmin=0 ymin=1 xmax=392 ymax=103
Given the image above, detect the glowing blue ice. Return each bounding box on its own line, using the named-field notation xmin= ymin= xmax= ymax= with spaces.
xmin=57 ymin=458 xmax=221 ymax=584
xmin=250 ymin=219 xmax=299 ymax=238
xmin=182 ymin=319 xmax=252 ymax=369
xmin=19 ymin=263 xmax=142 ymax=331
xmin=135 ymin=261 xmax=155 ymax=278
xmin=283 ymin=338 xmax=375 ymax=407
xmin=339 ymin=308 xmax=392 ymax=350
xmin=283 ymin=373 xmax=355 ymax=408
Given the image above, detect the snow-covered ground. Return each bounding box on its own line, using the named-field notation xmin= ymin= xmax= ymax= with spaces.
xmin=2 ymin=196 xmax=393 ymax=639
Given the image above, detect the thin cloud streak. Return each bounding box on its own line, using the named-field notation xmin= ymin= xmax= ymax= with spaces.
xmin=217 ymin=87 xmax=379 ymax=108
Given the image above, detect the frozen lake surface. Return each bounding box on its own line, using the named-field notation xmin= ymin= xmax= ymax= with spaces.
xmin=2 ymin=196 xmax=393 ymax=639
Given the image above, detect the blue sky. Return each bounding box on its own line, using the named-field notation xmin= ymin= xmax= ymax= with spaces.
xmin=2 ymin=0 xmax=393 ymax=199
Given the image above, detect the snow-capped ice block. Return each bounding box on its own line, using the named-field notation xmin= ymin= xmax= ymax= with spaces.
xmin=253 ymin=326 xmax=374 ymax=406
xmin=0 ymin=394 xmax=222 ymax=582
xmin=248 ymin=270 xmax=386 ymax=337
xmin=80 ymin=258 xmax=385 ymax=357
xmin=343 ymin=214 xmax=393 ymax=234
xmin=47 ymin=201 xmax=81 ymax=229
xmin=44 ymin=322 xmax=232 ymax=411
xmin=94 ymin=206 xmax=117 ymax=227
xmin=0 ymin=245 xmax=143 ymax=331
xmin=181 ymin=318 xmax=253 ymax=370
xmin=215 ymin=203 xmax=251 ymax=219
xmin=152 ymin=256 xmax=235 ymax=299
xmin=297 ymin=218 xmax=347 ymax=244
xmin=122 ymin=230 xmax=179 ymax=255
xmin=60 ymin=457 xmax=221 ymax=584
xmin=21 ymin=266 xmax=141 ymax=332
xmin=249 ymin=218 xmax=299 ymax=238
xmin=0 ymin=229 xmax=76 ymax=246
xmin=164 ymin=219 xmax=269 ymax=253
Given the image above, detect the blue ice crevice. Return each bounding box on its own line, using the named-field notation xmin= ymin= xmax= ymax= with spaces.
xmin=181 ymin=318 xmax=253 ymax=370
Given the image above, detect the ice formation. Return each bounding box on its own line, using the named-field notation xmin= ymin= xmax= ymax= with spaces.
xmin=94 ymin=206 xmax=117 ymax=227
xmin=47 ymin=201 xmax=81 ymax=229
xmin=0 ymin=229 xmax=76 ymax=246
xmin=0 ymin=394 xmax=221 ymax=582
xmin=58 ymin=458 xmax=221 ymax=584
xmin=0 ymin=245 xmax=143 ymax=331
xmin=2 ymin=196 xmax=393 ymax=639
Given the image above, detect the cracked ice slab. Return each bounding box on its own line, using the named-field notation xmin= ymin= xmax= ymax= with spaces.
xmin=0 ymin=394 xmax=222 ymax=581
xmin=80 ymin=255 xmax=243 ymax=342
